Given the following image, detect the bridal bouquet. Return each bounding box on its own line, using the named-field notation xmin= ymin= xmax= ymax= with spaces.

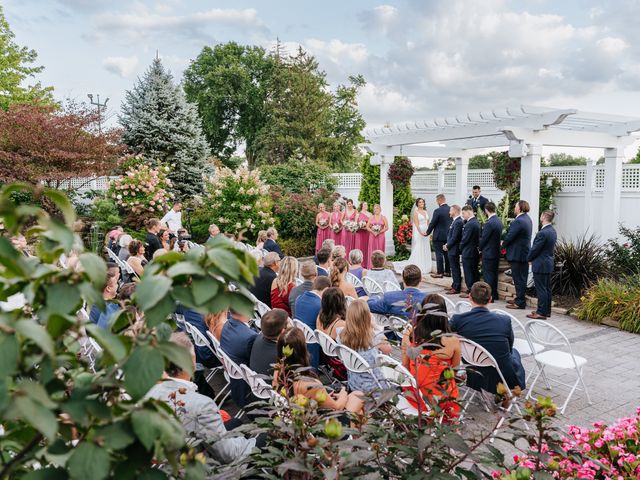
xmin=358 ymin=220 xmax=367 ymax=230
xmin=319 ymin=219 xmax=328 ymax=228
xmin=371 ymin=224 xmax=381 ymax=234
xmin=332 ymin=223 xmax=342 ymax=233
xmin=345 ymin=221 xmax=359 ymax=233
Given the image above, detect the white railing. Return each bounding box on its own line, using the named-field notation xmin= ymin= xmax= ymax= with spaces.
xmin=43 ymin=176 xmax=118 ymax=191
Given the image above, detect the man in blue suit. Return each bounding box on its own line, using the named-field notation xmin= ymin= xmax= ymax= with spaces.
xmin=503 ymin=200 xmax=533 ymax=310
xmin=449 ymin=282 xmax=526 ymax=394
xmin=466 ymin=185 xmax=489 ymax=213
xmin=426 ymin=193 xmax=452 ymax=278
xmin=479 ymin=202 xmax=503 ymax=302
xmin=443 ymin=205 xmax=463 ymax=294
xmin=263 ymin=227 xmax=284 ymax=259
xmin=459 ymin=205 xmax=480 ymax=298
xmin=368 ymin=264 xmax=426 ymax=319
xmin=527 ymin=210 xmax=557 ymax=319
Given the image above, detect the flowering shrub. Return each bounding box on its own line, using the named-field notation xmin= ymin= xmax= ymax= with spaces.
xmin=393 ymin=215 xmax=413 ymax=259
xmin=108 ymin=158 xmax=174 ymax=229
xmin=576 ymin=276 xmax=640 ymax=333
xmin=388 ymin=156 xmax=414 ymax=188
xmin=606 ymin=225 xmax=640 ymax=278
xmin=197 ymin=166 xmax=273 ymax=241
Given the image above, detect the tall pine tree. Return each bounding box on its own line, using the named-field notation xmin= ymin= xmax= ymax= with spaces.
xmin=120 ymin=58 xmax=210 ymax=198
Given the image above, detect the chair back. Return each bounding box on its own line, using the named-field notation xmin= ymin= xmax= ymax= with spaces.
xmin=455 ymin=301 xmax=472 ymax=314
xmin=345 ymin=295 xmax=356 ymax=307
xmin=202 ymin=330 xmax=244 ymax=381
xmin=106 ymin=247 xmax=119 ymax=262
xmin=363 ymin=277 xmax=383 ymax=296
xmin=459 ymin=337 xmax=510 ymax=394
xmin=240 ymin=365 xmax=274 ymax=400
xmin=346 ymin=272 xmax=364 ymax=289
xmin=255 ymin=300 xmax=271 ymax=318
xmin=295 ymin=277 xmax=304 ymax=286
xmin=436 ymin=294 xmax=457 ymax=316
xmin=525 ymin=320 xmax=581 ymax=369
xmin=314 ymin=329 xmax=339 ymax=357
xmin=292 ymin=319 xmax=318 ymax=345
xmin=183 ymin=322 xmax=213 ymax=351
xmin=383 ymin=281 xmax=401 ymax=293
xmin=173 ymin=313 xmax=186 ymax=330
xmin=334 ymin=344 xmax=372 ymax=375
xmin=376 ymin=354 xmax=416 ymax=388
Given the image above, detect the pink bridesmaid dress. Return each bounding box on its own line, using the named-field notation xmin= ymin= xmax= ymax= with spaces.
xmin=329 ymin=211 xmax=343 ymax=244
xmin=316 ymin=212 xmax=331 ymax=252
xmin=341 ymin=210 xmax=357 ymax=256
xmin=366 ymin=216 xmax=386 ymax=268
xmin=354 ymin=212 xmax=371 ymax=267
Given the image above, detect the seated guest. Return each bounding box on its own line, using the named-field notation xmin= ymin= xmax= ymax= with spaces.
xmin=249 ymin=309 xmax=288 ymax=376
xmin=263 ymin=227 xmax=284 ymax=259
xmin=89 ymin=264 xmax=120 ymax=329
xmin=365 ymin=250 xmax=400 ymax=290
xmin=158 ymin=229 xmax=171 ymax=251
xmin=295 ymin=276 xmax=332 ymax=369
xmin=289 ymin=261 xmax=317 ymax=317
xmin=274 ymin=327 xmax=363 ymax=414
xmin=249 ymin=252 xmax=280 ymax=307
xmin=347 ymin=249 xmax=368 ymax=297
xmin=220 ymin=310 xmax=258 ymax=407
xmin=270 ymin=256 xmax=298 ymax=316
xmin=449 ymin=282 xmax=526 ymax=394
xmin=316 ymin=287 xmax=348 ymax=381
xmin=207 ymin=223 xmax=221 ymax=242
xmin=368 ymin=265 xmax=426 ymax=319
xmin=337 ymin=300 xmax=391 ymax=393
xmin=127 ymin=240 xmax=147 ymax=277
xmin=107 ymin=226 xmax=123 ymax=254
xmin=330 ymin=257 xmax=359 ymax=300
xmin=400 ymin=293 xmax=448 ymax=342
xmin=316 ymin=247 xmax=331 ymax=276
xmin=147 ymin=332 xmax=256 ymax=464
xmin=144 ymin=218 xmax=162 ymax=260
xmin=205 ymin=310 xmax=227 ymax=341
xmin=118 ymin=234 xmax=133 ymax=262
xmin=313 ymin=239 xmax=335 ymax=265
xmin=331 ymin=245 xmax=346 ymax=262
xmin=401 ymin=296 xmax=460 ymax=421
xmin=255 ymin=230 xmax=268 ymax=250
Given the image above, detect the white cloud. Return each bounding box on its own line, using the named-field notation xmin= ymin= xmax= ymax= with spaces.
xmin=103 ymin=55 xmax=139 ymax=78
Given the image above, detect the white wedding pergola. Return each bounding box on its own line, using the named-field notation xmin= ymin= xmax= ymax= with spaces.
xmin=362 ymin=105 xmax=640 ymax=255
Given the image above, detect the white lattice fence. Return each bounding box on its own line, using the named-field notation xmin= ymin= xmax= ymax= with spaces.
xmin=411 ymin=171 xmax=438 ymax=189
xmin=541 ymin=167 xmax=586 ymax=191
xmin=467 ymin=170 xmax=496 ymax=188
xmin=622 ymin=165 xmax=640 ymax=191
xmin=48 ymin=176 xmax=117 ymax=191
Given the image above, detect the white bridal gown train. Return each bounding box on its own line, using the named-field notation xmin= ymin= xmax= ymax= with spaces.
xmin=407 ymin=210 xmax=433 ymax=276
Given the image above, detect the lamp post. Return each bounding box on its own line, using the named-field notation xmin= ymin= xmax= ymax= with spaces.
xmin=87 ymin=93 xmax=109 ymax=133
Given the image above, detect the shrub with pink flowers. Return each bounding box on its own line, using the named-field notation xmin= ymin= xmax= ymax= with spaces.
xmin=108 ymin=158 xmax=174 ymax=229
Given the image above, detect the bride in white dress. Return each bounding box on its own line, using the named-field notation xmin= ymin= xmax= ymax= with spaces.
xmin=407 ymin=198 xmax=433 ymax=276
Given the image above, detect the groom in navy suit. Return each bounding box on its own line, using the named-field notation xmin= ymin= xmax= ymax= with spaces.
xmin=503 ymin=200 xmax=533 ymax=310
xmin=443 ymin=205 xmax=463 ymax=294
xmin=527 ymin=210 xmax=558 ymax=319
xmin=459 ymin=205 xmax=480 ymax=298
xmin=479 ymin=202 xmax=503 ymax=302
xmin=466 ymin=185 xmax=489 ymax=213
xmin=425 ymin=194 xmax=452 ymax=278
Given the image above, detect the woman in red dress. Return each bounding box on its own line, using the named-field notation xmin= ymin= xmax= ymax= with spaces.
xmin=329 ymin=202 xmax=344 ymax=245
xmin=366 ymin=204 xmax=388 ymax=265
xmin=341 ymin=199 xmax=358 ymax=256
xmin=315 ymin=203 xmax=331 ymax=253
xmin=270 ymin=256 xmax=299 ymax=316
xmin=354 ymin=201 xmax=372 ymax=268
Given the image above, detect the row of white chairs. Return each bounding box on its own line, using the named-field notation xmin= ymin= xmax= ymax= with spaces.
xmin=105 ymin=247 xmax=139 ymax=280
xmin=346 ymin=273 xmax=401 ymax=296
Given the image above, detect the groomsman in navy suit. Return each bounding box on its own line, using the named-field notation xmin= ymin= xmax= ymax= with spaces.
xmin=527 ymin=210 xmax=558 ymax=319
xmin=425 ymin=194 xmax=452 ymax=278
xmin=503 ymin=200 xmax=533 ymax=310
xmin=459 ymin=205 xmax=480 ymax=298
xmin=479 ymin=202 xmax=503 ymax=302
xmin=466 ymin=185 xmax=489 ymax=213
xmin=443 ymin=205 xmax=463 ymax=294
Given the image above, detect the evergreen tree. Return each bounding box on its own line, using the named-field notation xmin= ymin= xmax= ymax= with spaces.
xmin=358 ymin=157 xmax=380 ymax=206
xmin=120 ymin=58 xmax=210 ymax=198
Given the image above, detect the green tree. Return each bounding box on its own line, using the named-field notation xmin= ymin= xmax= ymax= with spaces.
xmin=0 ymin=6 xmax=54 ymax=109
xmin=183 ymin=42 xmax=273 ymax=169
xmin=544 ymin=152 xmax=588 ymax=166
xmin=358 ymin=157 xmax=380 ymax=206
xmin=120 ymin=58 xmax=211 ymax=198
xmin=259 ymin=160 xmax=337 ymax=193
xmin=468 ymin=154 xmax=492 ymax=169
xmin=630 ymin=147 xmax=640 ymax=164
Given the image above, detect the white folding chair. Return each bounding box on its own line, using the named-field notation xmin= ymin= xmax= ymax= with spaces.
xmin=376 ymin=315 xmax=409 ymax=337
xmin=205 ymin=331 xmax=244 ymax=407
xmin=251 ymin=299 xmax=271 ymax=329
xmin=454 ymin=301 xmax=472 ymax=314
xmin=239 ymin=365 xmax=275 ymax=400
xmin=436 ymin=293 xmax=457 ymax=318
xmin=334 ymin=344 xmax=383 ymax=389
xmin=79 ymin=337 xmax=103 ymax=373
xmin=292 ymin=319 xmax=318 ymax=345
xmin=183 ymin=322 xmax=222 ymax=386
xmin=382 ymin=281 xmax=401 ymax=293
xmin=345 ymin=295 xmax=356 ymax=308
xmin=376 ymin=354 xmax=422 ymax=416
xmin=346 ymin=272 xmax=364 ymax=290
xmin=315 ymin=330 xmax=340 ymax=358
xmin=106 ymin=247 xmax=119 ymax=263
xmin=524 ymin=320 xmax=592 ymax=414
xmin=295 ymin=277 xmax=304 ymax=286
xmin=362 ymin=277 xmax=384 ymax=297
xmin=458 ymin=337 xmax=527 ymax=432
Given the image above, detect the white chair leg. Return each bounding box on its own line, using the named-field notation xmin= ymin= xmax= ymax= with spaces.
xmin=560 ymin=377 xmax=581 ymax=415
xmin=577 ymin=367 xmax=592 ymax=405
xmin=525 ymin=365 xmax=545 ymax=400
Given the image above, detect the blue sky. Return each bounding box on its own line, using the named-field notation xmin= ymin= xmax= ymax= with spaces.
xmin=5 ymin=0 xmax=640 ymax=158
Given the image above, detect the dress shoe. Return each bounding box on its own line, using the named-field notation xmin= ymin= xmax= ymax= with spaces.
xmin=526 ymin=313 xmax=547 ymax=320
xmin=443 ymin=273 xmax=451 ymax=278
xmin=507 ymin=299 xmax=516 ymax=305
xmin=459 ymin=293 xmax=469 ymax=298
xmin=445 ymin=289 xmax=460 ymax=295
xmin=506 ymin=304 xmax=525 ymax=310
xmin=430 ymin=273 xmax=444 ymax=279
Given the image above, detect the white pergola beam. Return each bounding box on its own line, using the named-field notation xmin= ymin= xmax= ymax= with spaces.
xmin=361 ymin=143 xmax=464 ymax=158
xmin=499 ymin=127 xmax=633 ymax=149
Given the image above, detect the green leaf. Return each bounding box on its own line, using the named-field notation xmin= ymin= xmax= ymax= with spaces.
xmin=23 ymin=467 xmax=68 ymax=480
xmin=131 ymin=408 xmax=184 ymax=451
xmin=123 ymin=346 xmax=165 ymax=399
xmin=0 ymin=334 xmax=19 ymax=376
xmin=39 ymin=219 xmax=75 ymax=254
xmin=86 ymin=324 xmax=127 ymax=363
xmin=156 ymin=342 xmax=194 ymax=376
xmin=93 ymin=421 xmax=136 ymax=450
xmin=13 ymin=395 xmax=58 ymax=440
xmin=43 ymin=189 xmax=76 ymax=226
xmin=228 ymin=293 xmax=256 ymax=318
xmin=47 ymin=314 xmax=75 ymax=338
xmin=67 ymin=442 xmax=111 ymax=480
xmin=191 ymin=277 xmax=219 ymax=305
xmin=135 ymin=275 xmax=172 ymax=311
xmin=207 ymin=249 xmax=241 ymax=280
xmin=442 ymin=432 xmax=471 ymax=455
xmin=144 ymin=295 xmax=176 ymax=328
xmin=43 ymin=282 xmax=81 ymax=316
xmin=166 ymin=262 xmax=205 ymax=278
xmin=19 ymin=380 xmax=57 ymax=409
xmin=15 ymin=319 xmax=54 ymax=356
xmin=80 ymin=253 xmax=107 ymax=289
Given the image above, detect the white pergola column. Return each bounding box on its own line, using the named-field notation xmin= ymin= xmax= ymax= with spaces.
xmin=520 ymin=144 xmax=542 ymax=237
xmin=454 ymin=156 xmax=469 ymax=206
xmin=379 ymin=155 xmax=395 ymax=255
xmin=603 ymin=147 xmax=624 ymax=240
xmin=583 ymin=158 xmax=595 ymax=232
xmin=437 ymin=165 xmax=446 ymax=191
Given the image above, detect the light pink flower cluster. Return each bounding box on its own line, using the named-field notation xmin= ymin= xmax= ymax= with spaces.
xmin=109 ymin=163 xmax=173 ymax=214
xmin=495 ymin=407 xmax=640 ymax=479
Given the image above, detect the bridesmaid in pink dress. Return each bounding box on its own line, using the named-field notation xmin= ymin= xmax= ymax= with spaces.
xmin=341 ymin=199 xmax=357 ymax=256
xmin=366 ymin=204 xmax=389 ymax=267
xmin=315 ymin=203 xmax=331 ymax=252
xmin=354 ymin=201 xmax=372 ymax=268
xmin=329 ymin=202 xmax=344 ymax=245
